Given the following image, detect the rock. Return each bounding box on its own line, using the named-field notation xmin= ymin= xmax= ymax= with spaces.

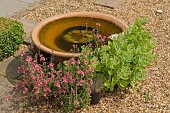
xmin=24 ymin=32 xmax=33 ymax=45
xmin=156 ymin=9 xmax=163 ymax=14
xmin=94 ymin=0 xmax=125 ymax=9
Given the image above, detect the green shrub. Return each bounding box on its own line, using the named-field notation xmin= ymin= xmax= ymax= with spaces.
xmin=99 ymin=18 xmax=156 ymax=90
xmin=0 ymin=17 xmax=24 ymax=61
xmin=81 ymin=18 xmax=156 ymax=91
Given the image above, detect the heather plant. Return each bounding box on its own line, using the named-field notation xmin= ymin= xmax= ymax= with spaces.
xmin=16 ymin=50 xmax=95 ymax=112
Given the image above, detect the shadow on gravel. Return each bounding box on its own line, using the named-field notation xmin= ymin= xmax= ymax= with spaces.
xmin=102 ymin=86 xmax=132 ymax=103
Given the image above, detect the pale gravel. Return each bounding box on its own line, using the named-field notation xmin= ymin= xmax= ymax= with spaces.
xmin=13 ymin=0 xmax=170 ymax=112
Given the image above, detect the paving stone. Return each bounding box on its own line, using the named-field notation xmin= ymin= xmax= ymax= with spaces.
xmin=0 ymin=0 xmax=27 ymax=17
xmin=0 ymin=0 xmax=42 ymax=17
xmin=19 ymin=19 xmax=39 ymax=44
xmin=94 ymin=0 xmax=125 ymax=8
xmin=19 ymin=19 xmax=38 ymax=45
xmin=19 ymin=0 xmax=39 ymax=4
xmin=19 ymin=18 xmax=39 ymax=33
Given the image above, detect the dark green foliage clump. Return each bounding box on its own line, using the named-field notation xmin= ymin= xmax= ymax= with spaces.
xmin=0 ymin=17 xmax=24 ymax=61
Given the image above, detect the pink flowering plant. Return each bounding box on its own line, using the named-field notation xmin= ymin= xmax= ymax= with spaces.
xmin=16 ymin=49 xmax=95 ymax=112
xmin=56 ymin=56 xmax=95 ymax=111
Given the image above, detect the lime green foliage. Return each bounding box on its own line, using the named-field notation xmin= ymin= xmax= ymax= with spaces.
xmin=88 ymin=18 xmax=156 ymax=91
xmin=0 ymin=17 xmax=24 ymax=61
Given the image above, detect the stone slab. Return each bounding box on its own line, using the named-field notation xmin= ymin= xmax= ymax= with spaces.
xmin=19 ymin=19 xmax=39 ymax=33
xmin=19 ymin=0 xmax=39 ymax=4
xmin=19 ymin=19 xmax=39 ymax=44
xmin=0 ymin=0 xmax=27 ymax=17
xmin=94 ymin=0 xmax=125 ymax=8
xmin=0 ymin=0 xmax=41 ymax=17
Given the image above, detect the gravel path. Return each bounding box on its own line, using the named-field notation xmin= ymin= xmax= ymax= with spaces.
xmin=12 ymin=0 xmax=170 ymax=112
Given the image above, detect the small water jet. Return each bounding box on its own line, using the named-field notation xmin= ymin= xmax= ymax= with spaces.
xmin=32 ymin=12 xmax=128 ymax=59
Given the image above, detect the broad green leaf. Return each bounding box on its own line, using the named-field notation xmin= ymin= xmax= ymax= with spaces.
xmin=130 ymin=81 xmax=136 ymax=88
xmin=118 ymin=80 xmax=128 ymax=90
xmin=110 ymin=80 xmax=116 ymax=91
xmin=108 ymin=70 xmax=113 ymax=76
xmin=104 ymin=80 xmax=111 ymax=88
xmin=95 ymin=65 xmax=101 ymax=72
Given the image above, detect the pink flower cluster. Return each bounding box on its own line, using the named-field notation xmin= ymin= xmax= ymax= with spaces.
xmin=15 ymin=51 xmax=96 ymax=112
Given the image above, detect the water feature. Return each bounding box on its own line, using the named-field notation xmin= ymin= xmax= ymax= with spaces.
xmin=39 ymin=17 xmax=122 ymax=52
xmin=32 ymin=12 xmax=128 ymax=58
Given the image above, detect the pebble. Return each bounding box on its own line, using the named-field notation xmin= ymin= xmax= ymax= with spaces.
xmin=156 ymin=9 xmax=163 ymax=14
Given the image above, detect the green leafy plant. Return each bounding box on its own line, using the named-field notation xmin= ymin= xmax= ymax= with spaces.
xmin=101 ymin=18 xmax=155 ymax=90
xmin=82 ymin=18 xmax=156 ymax=91
xmin=0 ymin=17 xmax=24 ymax=61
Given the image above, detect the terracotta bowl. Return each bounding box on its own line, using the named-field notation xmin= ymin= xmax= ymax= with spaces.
xmin=32 ymin=12 xmax=128 ymax=60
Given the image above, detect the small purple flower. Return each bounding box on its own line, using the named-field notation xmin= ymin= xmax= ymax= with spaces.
xmin=147 ymin=29 xmax=150 ymax=33
xmin=56 ymin=82 xmax=60 ymax=89
xmin=77 ymin=59 xmax=81 ymax=65
xmin=96 ymin=34 xmax=102 ymax=39
xmin=4 ymin=96 xmax=8 ymax=101
xmin=26 ymin=56 xmax=32 ymax=62
xmin=84 ymin=60 xmax=88 ymax=65
xmin=60 ymin=101 xmax=64 ymax=105
xmin=71 ymin=88 xmax=75 ymax=94
xmin=90 ymin=79 xmax=93 ymax=85
xmin=20 ymin=50 xmax=25 ymax=56
xmin=88 ymin=88 xmax=91 ymax=96
xmin=77 ymin=69 xmax=81 ymax=74
xmin=63 ymin=74 xmax=68 ymax=83
xmin=87 ymin=43 xmax=92 ymax=47
xmin=91 ymin=60 xmax=96 ymax=65
xmin=31 ymin=75 xmax=36 ymax=80
xmin=54 ymin=94 xmax=57 ymax=98
xmin=70 ymin=58 xmax=76 ymax=65
xmin=48 ymin=62 xmax=54 ymax=68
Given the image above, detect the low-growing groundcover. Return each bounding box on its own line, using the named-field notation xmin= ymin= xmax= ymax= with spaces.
xmin=0 ymin=17 xmax=24 ymax=61
xmin=14 ymin=18 xmax=156 ymax=112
